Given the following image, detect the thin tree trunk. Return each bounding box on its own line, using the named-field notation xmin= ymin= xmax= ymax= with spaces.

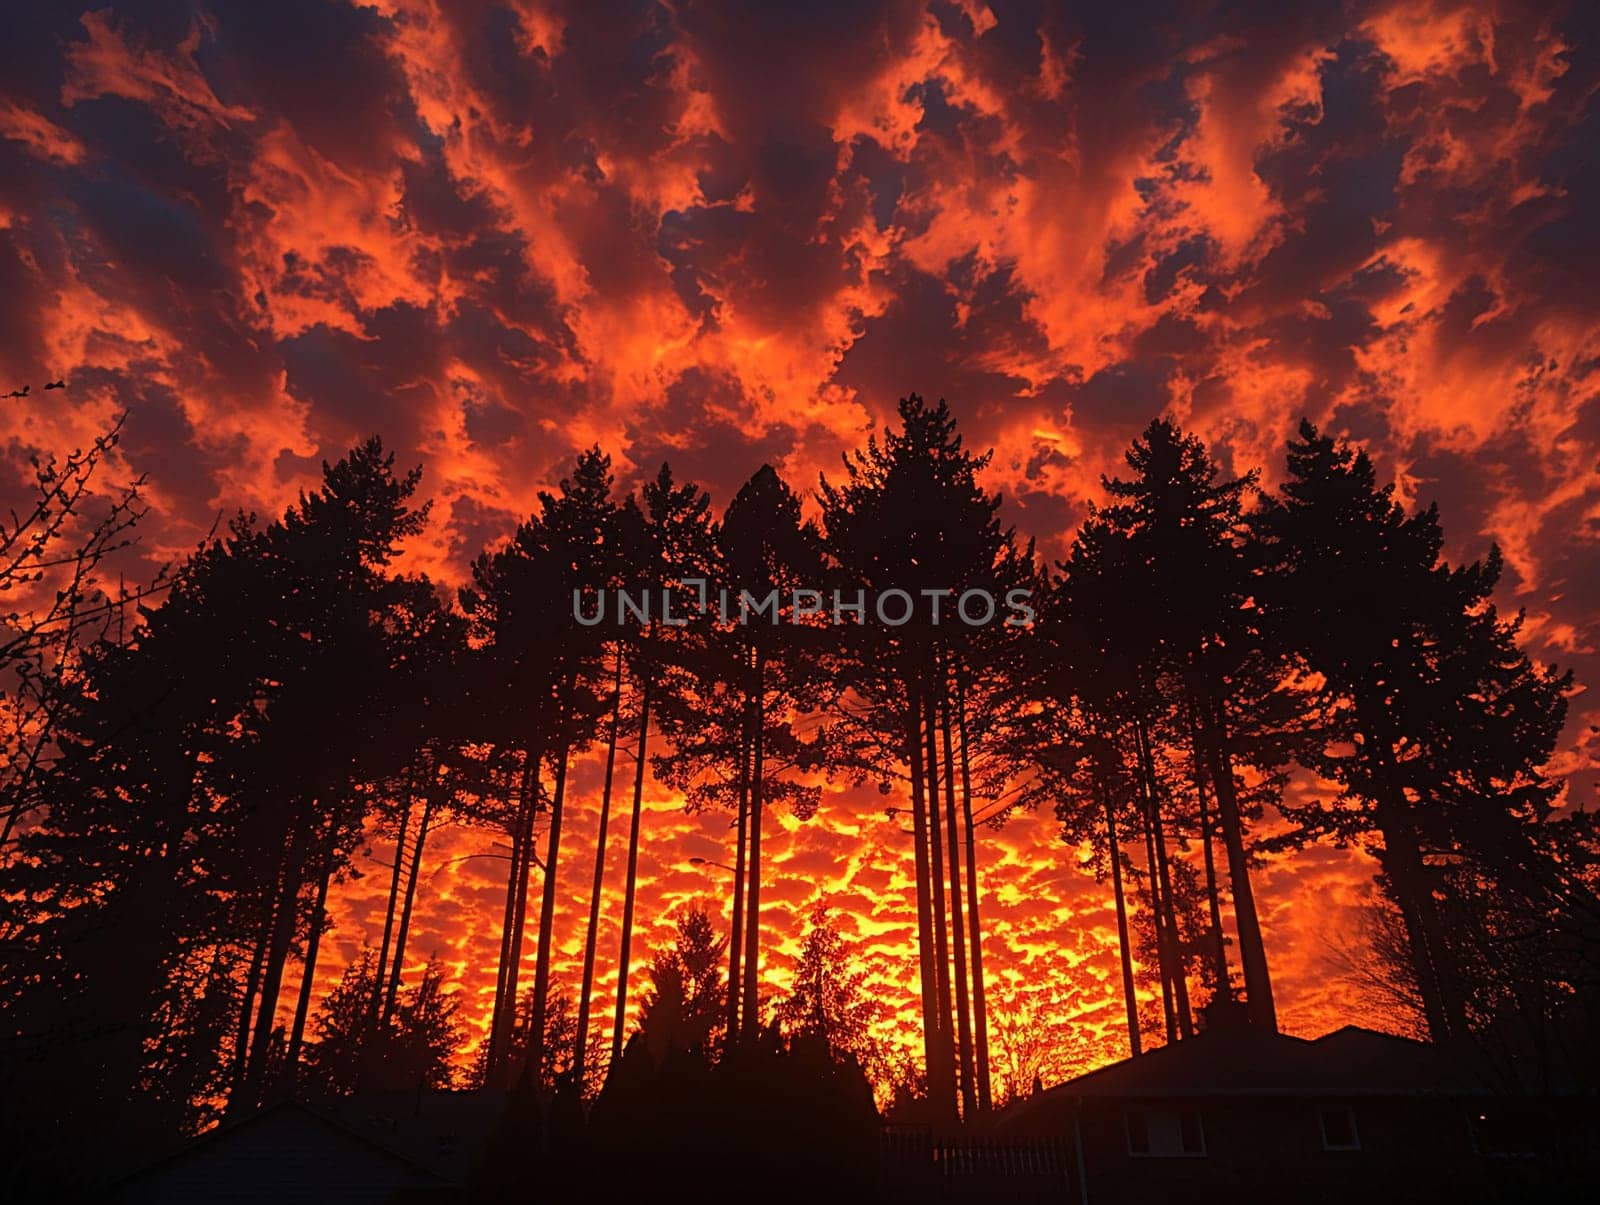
xmin=372 ymin=779 xmax=414 ymax=1023
xmin=741 ymin=649 xmax=765 ymax=1038
xmin=1136 ymin=718 xmax=1193 ymax=1039
xmin=491 ymin=743 xmax=543 ymax=1076
xmin=922 ymin=684 xmax=955 ymax=1115
xmin=726 ymin=692 xmax=751 ymax=1046
xmin=284 ymin=852 xmax=333 ymax=1082
xmin=1099 ymin=775 xmax=1142 ymax=1058
xmin=1187 ymin=712 xmax=1231 ymax=998
xmin=611 ymin=680 xmax=651 ymax=1062
xmin=1138 ymin=791 xmax=1178 ymax=1045
xmin=486 ymin=766 xmax=524 ymax=1078
xmin=1148 ymin=789 xmax=1194 ymax=1040
xmin=383 ymin=787 xmax=436 ymax=1026
xmin=1201 ymin=694 xmax=1276 ymax=1030
xmin=369 ymin=780 xmax=416 ymax=1024
xmin=906 ymin=694 xmax=941 ymax=1098
xmin=229 ymin=899 xmax=273 ymax=1094
xmin=527 ymin=695 xmax=575 ymax=1088
xmin=576 ymin=652 xmax=624 ymax=1079
xmin=938 ymin=668 xmax=976 ymax=1118
xmin=954 ymin=669 xmax=992 ymax=1110
xmin=241 ymin=800 xmax=313 ymax=1102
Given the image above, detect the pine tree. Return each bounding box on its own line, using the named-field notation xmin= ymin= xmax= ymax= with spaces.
xmin=462 ymin=448 xmax=614 ymax=1084
xmin=1260 ymin=421 xmax=1570 ymax=1044
xmin=775 ymin=905 xmax=881 ymax=1076
xmin=820 ymin=395 xmax=1031 ymax=1117
xmin=653 ymin=464 xmax=826 ymax=1047
xmin=303 ymin=950 xmax=462 ymax=1096
xmin=1075 ymin=419 xmax=1302 ymax=1031
xmin=609 ymin=464 xmax=717 ymax=1062
xmin=1 ymin=439 xmax=433 ymax=1147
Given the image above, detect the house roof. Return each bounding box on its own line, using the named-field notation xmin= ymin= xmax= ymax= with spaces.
xmin=325 ymin=1088 xmax=509 ymax=1181
xmin=998 ymin=1023 xmax=1485 ymax=1126
xmin=113 ymin=1097 xmax=452 ymax=1196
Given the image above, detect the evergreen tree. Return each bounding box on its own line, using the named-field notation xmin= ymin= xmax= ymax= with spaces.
xmin=820 ymin=394 xmax=1032 ymax=1117
xmin=303 ymin=950 xmax=462 ymax=1095
xmin=1 ymin=439 xmax=433 ymax=1154
xmin=1259 ymin=421 xmax=1571 ymax=1044
xmin=775 ymin=906 xmax=881 ymax=1076
xmin=607 ymin=464 xmax=717 ymax=1062
xmin=1067 ymin=419 xmax=1304 ymax=1031
xmin=462 ymin=448 xmax=613 ymax=1084
xmin=652 ymin=464 xmax=826 ymax=1047
xmin=637 ymin=907 xmax=728 ymax=1059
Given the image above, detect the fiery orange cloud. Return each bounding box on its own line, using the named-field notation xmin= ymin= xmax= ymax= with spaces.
xmin=2 ymin=0 xmax=1596 ymax=1080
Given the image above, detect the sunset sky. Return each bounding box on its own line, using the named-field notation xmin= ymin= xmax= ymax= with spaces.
xmin=2 ymin=0 xmax=1597 ymax=1080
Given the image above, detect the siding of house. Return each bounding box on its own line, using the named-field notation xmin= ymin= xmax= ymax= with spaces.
xmin=1063 ymin=1096 xmax=1494 ymax=1205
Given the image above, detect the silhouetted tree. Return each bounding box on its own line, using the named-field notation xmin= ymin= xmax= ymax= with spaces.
xmin=303 ymin=950 xmax=462 ymax=1095
xmin=0 ymin=413 xmax=150 ymax=851
xmin=463 ymin=448 xmax=613 ymax=1083
xmin=637 ymin=906 xmax=728 ymax=1059
xmin=608 ymin=464 xmax=716 ymax=1061
xmin=775 ymin=905 xmax=881 ymax=1077
xmin=820 ymin=395 xmax=1032 ymax=1118
xmin=1 ymin=439 xmax=433 ymax=1161
xmin=1045 ymin=419 xmax=1299 ymax=1039
xmin=653 ymin=464 xmax=825 ymax=1046
xmin=1260 ymin=421 xmax=1570 ymax=1044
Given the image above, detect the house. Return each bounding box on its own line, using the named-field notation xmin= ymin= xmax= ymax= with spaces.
xmin=113 ymin=1091 xmax=506 ymax=1203
xmin=995 ymin=1017 xmax=1517 ymax=1204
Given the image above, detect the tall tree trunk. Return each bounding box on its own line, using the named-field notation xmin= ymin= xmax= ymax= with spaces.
xmin=576 ymin=652 xmax=624 ymax=1080
xmin=527 ymin=687 xmax=575 ymax=1088
xmin=528 ymin=732 xmax=572 ymax=1088
xmin=228 ymin=898 xmax=273 ymax=1096
xmin=371 ymin=777 xmax=415 ymax=1023
xmin=383 ymin=786 xmax=437 ymax=1026
xmin=241 ymin=799 xmax=313 ymax=1102
xmin=1359 ymin=698 xmax=1467 ymax=1042
xmin=1382 ymin=827 xmax=1456 ymax=1042
xmin=1186 ymin=712 xmax=1231 ymax=998
xmin=905 ymin=694 xmax=941 ymax=1098
xmin=953 ymin=669 xmax=992 ymax=1109
xmin=284 ymin=851 xmax=333 ymax=1083
xmin=1148 ymin=793 xmax=1194 ymax=1040
xmin=938 ymin=668 xmax=976 ymax=1118
xmin=726 ymin=693 xmax=751 ymax=1046
xmin=741 ymin=649 xmax=765 ymax=1038
xmin=1136 ymin=718 xmax=1193 ymax=1040
xmin=611 ymin=680 xmax=652 ymax=1061
xmin=1138 ymin=792 xmax=1178 ymax=1045
xmin=1098 ymin=775 xmax=1142 ymax=1058
xmin=922 ymin=685 xmax=955 ymax=1115
xmin=491 ymin=742 xmax=543 ymax=1076
xmin=1201 ymin=695 xmax=1276 ymax=1030
xmin=486 ymin=766 xmax=525 ymax=1078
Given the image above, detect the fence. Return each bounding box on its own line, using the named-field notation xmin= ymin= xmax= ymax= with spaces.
xmin=880 ymin=1124 xmax=1075 ymax=1201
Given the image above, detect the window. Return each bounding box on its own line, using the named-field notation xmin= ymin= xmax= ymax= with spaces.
xmin=1125 ymin=1107 xmax=1206 ymax=1157
xmin=1319 ymin=1106 xmax=1360 ymax=1151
